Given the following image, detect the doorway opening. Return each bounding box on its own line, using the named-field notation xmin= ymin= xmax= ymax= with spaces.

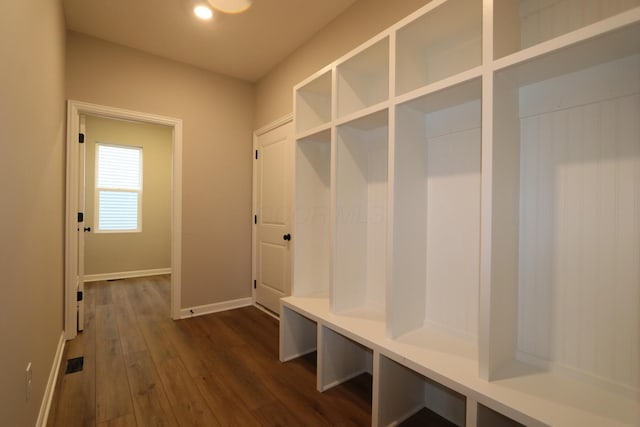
xmin=65 ymin=100 xmax=183 ymax=340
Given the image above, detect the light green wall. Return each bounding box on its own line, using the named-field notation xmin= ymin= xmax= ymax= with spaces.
xmin=84 ymin=115 xmax=172 ymax=275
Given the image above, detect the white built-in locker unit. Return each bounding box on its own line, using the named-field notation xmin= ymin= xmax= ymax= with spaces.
xmin=280 ymin=0 xmax=640 ymax=425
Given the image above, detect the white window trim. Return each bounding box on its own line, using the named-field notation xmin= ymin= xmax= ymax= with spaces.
xmin=94 ymin=142 xmax=143 ymax=233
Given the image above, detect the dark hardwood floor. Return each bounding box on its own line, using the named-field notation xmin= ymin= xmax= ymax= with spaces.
xmin=47 ymin=276 xmax=373 ymax=426
xmin=47 ymin=275 xmax=456 ymax=426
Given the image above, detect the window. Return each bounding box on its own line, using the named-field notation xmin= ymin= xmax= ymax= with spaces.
xmin=95 ymin=143 xmax=142 ymax=232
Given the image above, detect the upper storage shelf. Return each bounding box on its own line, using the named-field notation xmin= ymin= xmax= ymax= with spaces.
xmin=336 ymin=37 xmax=389 ymax=119
xmin=395 ymin=0 xmax=482 ymax=96
xmin=295 ymin=70 xmax=332 ymax=135
xmin=494 ymin=0 xmax=640 ymax=59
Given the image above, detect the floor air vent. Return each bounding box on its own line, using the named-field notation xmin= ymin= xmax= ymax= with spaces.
xmin=65 ymin=356 xmax=84 ymax=374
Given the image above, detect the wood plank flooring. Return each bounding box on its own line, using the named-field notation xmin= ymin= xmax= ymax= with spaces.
xmin=47 ymin=275 xmax=455 ymax=426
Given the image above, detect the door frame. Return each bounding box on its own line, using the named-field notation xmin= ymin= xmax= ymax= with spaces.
xmin=251 ymin=114 xmax=293 ymax=309
xmin=65 ymin=100 xmax=183 ymax=340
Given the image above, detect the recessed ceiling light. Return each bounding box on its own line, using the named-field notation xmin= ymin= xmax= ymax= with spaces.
xmin=207 ymin=0 xmax=252 ymax=14
xmin=194 ymin=4 xmax=213 ymax=20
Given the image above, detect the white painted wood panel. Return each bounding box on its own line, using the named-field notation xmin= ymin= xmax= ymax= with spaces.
xmin=495 ymin=0 xmax=640 ymax=58
xmin=390 ymin=85 xmax=481 ymax=347
xmin=376 ymin=354 xmax=468 ymax=427
xmin=366 ymin=129 xmax=388 ymax=313
xmin=295 ymin=71 xmax=332 ymax=134
xmin=516 ymin=55 xmax=640 ymax=394
xmin=337 ymin=37 xmax=389 ymax=119
xmin=334 ymin=112 xmax=388 ymax=318
xmin=293 ymin=132 xmax=331 ymax=297
xmin=390 ymin=103 xmax=428 ymax=337
xmin=395 ymin=0 xmax=482 ymax=95
xmin=425 ymin=125 xmax=481 ymax=341
xmin=279 ymin=305 xmax=317 ymax=362
xmin=318 ymin=325 xmax=373 ymax=391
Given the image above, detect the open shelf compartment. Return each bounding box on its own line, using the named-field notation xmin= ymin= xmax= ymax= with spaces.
xmin=280 ymin=304 xmax=318 ymax=362
xmin=483 ymin=19 xmax=640 ymax=425
xmin=389 ymin=78 xmax=481 ymax=359
xmin=318 ymin=325 xmax=373 ymax=393
xmin=337 ymin=37 xmax=389 ymax=119
xmin=376 ymin=354 xmax=466 ymax=427
xmin=494 ymin=0 xmax=640 ymax=60
xmin=333 ymin=109 xmax=389 ymax=320
xmin=395 ymin=0 xmax=482 ymax=96
xmin=295 ymin=70 xmax=332 ymax=135
xmin=293 ymin=129 xmax=331 ymax=297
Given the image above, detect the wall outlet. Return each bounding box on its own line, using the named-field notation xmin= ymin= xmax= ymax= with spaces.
xmin=25 ymin=362 xmax=32 ymax=402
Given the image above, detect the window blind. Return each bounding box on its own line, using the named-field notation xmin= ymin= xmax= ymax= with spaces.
xmin=96 ymin=144 xmax=142 ymax=232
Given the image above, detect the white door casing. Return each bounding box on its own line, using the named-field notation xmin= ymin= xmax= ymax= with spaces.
xmin=65 ymin=100 xmax=183 ymax=340
xmin=77 ymin=115 xmax=86 ymax=331
xmin=253 ymin=118 xmax=293 ymax=314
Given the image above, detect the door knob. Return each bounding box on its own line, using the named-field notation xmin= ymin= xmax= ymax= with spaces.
xmin=283 ymin=233 xmax=291 ymax=241
xmin=83 ymin=227 xmax=92 ymax=232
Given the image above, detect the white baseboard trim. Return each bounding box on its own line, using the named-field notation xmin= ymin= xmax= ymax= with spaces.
xmin=179 ymin=297 xmax=253 ymax=319
xmin=84 ymin=268 xmax=172 ymax=282
xmin=254 ymin=302 xmax=280 ymax=320
xmin=37 ymin=331 xmax=65 ymax=427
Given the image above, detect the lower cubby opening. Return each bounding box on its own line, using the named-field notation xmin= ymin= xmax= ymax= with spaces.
xmin=319 ymin=326 xmax=374 ymax=393
xmin=377 ymin=355 xmax=466 ymax=427
xmin=279 ymin=305 xmax=318 ymax=362
xmin=477 ymin=404 xmax=524 ymax=427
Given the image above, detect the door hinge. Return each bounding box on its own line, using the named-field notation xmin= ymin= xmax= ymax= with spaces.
xmin=254 ymin=215 xmax=257 ymax=225
xmin=255 ymin=149 xmax=258 ymax=160
xmin=78 ymin=133 xmax=85 ymax=143
xmin=77 ymin=212 xmax=84 ymax=222
xmin=77 ymin=291 xmax=83 ymax=302
xmin=253 ymin=280 xmax=256 ymax=289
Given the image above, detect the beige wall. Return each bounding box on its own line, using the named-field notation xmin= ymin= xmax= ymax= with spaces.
xmin=254 ymin=0 xmax=432 ymax=128
xmin=66 ymin=32 xmax=255 ymax=307
xmin=0 ymin=0 xmax=66 ymax=425
xmin=84 ymin=116 xmax=172 ymax=276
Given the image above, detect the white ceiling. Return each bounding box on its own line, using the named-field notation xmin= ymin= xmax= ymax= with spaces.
xmin=63 ymin=0 xmax=357 ymax=82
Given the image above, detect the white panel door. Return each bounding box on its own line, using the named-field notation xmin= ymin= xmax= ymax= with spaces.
xmin=255 ymin=121 xmax=293 ymax=313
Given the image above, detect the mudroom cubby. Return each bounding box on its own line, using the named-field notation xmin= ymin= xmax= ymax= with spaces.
xmin=279 ymin=304 xmax=318 ymax=362
xmin=294 ymin=69 xmax=332 ymax=135
xmin=376 ymin=354 xmax=466 ymax=427
xmin=390 ymin=78 xmax=481 ymax=355
xmin=293 ymin=129 xmax=332 ymax=297
xmin=336 ymin=36 xmax=389 ymax=119
xmin=493 ymin=0 xmax=640 ymax=59
xmin=395 ymin=0 xmax=482 ymax=96
xmin=333 ymin=109 xmax=389 ymax=318
xmin=482 ymin=16 xmax=640 ymax=424
xmin=281 ymin=1 xmax=640 ymax=426
xmin=318 ymin=326 xmax=373 ymax=392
